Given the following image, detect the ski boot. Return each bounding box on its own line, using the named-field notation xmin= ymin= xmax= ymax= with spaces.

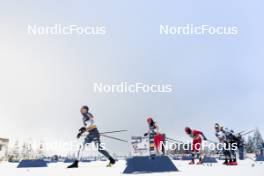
xmin=189 ymin=159 xmax=195 ymax=165
xmin=223 ymin=159 xmax=228 ymax=165
xmin=67 ymin=160 xmax=79 ymax=168
xmin=196 ymin=159 xmax=203 ymax=165
xmin=106 ymin=158 xmax=116 ymax=167
xmin=228 ymin=159 xmax=238 ymax=165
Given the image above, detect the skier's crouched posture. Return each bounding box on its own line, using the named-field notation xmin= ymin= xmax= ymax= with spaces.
xmin=185 ymin=127 xmax=207 ymax=165
xmin=67 ymin=106 xmax=116 ymax=168
xmin=215 ymin=123 xmax=238 ymax=165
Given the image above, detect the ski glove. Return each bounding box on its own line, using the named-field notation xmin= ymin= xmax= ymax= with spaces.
xmin=201 ymin=133 xmax=207 ymax=141
xmin=77 ymin=132 xmax=83 ymax=139
xmin=79 ymin=127 xmax=86 ymax=133
xmin=144 ymin=133 xmax=148 ymax=137
xmin=77 ymin=127 xmax=86 ymax=138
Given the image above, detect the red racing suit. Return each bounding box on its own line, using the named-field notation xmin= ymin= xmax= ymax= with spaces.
xmin=154 ymin=133 xmax=165 ymax=150
xmin=189 ymin=130 xmax=203 ymax=152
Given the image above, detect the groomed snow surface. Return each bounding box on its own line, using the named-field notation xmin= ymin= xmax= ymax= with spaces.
xmin=0 ymin=159 xmax=263 ymax=176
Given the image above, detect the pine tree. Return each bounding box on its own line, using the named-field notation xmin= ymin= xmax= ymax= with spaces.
xmin=246 ymin=128 xmax=264 ymax=153
xmin=246 ymin=136 xmax=254 ymax=153
xmin=253 ymin=128 xmax=264 ymax=152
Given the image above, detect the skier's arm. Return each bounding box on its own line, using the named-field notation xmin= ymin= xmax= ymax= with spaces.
xmin=77 ymin=127 xmax=86 ymax=138
xmin=144 ymin=129 xmax=150 ymax=136
xmin=201 ymin=133 xmax=207 ymax=140
xmin=155 ymin=124 xmax=160 ymax=134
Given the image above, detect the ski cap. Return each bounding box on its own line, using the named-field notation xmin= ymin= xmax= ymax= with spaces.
xmin=215 ymin=123 xmax=220 ymax=129
xmin=81 ymin=105 xmax=89 ymax=111
xmin=147 ymin=117 xmax=153 ymax=123
xmin=185 ymin=127 xmax=191 ymax=134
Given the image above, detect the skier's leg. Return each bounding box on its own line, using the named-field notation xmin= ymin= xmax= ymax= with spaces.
xmin=154 ymin=134 xmax=163 ymax=155
xmin=189 ymin=151 xmax=195 ymax=164
xmin=222 ymin=148 xmax=229 ymax=164
xmin=196 ymin=142 xmax=203 ymax=164
xmin=227 ymin=142 xmax=233 ymax=164
xmin=161 ymin=140 xmax=166 ymax=155
xmin=76 ymin=144 xmax=84 ymax=161
xmin=224 ymin=142 xmax=232 ymax=164
xmin=77 ymin=134 xmax=93 ymax=160
xmin=67 ymin=134 xmax=93 ymax=168
xmin=197 ymin=151 xmax=203 ymax=164
xmin=196 ymin=152 xmax=200 ymax=163
xmin=225 ymin=150 xmax=231 ymax=164
xmin=149 ymin=131 xmax=156 ymax=158
xmin=92 ymin=130 xmax=115 ymax=166
xmin=230 ymin=142 xmax=237 ymax=165
xmin=189 ymin=140 xmax=196 ymax=164
xmin=196 ymin=139 xmax=202 ymax=164
xmin=98 ymin=144 xmax=115 ymax=162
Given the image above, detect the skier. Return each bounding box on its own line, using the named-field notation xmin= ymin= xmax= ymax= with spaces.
xmin=237 ymin=133 xmax=245 ymax=160
xmin=144 ymin=117 xmax=165 ymax=155
xmin=225 ymin=128 xmax=239 ymax=165
xmin=185 ymin=127 xmax=207 ymax=164
xmin=67 ymin=105 xmax=116 ymax=168
xmin=215 ymin=123 xmax=229 ymax=164
xmin=214 ymin=123 xmax=238 ymax=165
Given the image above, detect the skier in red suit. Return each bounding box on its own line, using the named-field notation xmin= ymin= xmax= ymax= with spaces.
xmin=185 ymin=127 xmax=207 ymax=164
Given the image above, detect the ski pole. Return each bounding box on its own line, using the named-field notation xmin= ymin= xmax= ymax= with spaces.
xmin=236 ymin=130 xmax=254 ymax=136
xmin=241 ymin=130 xmax=255 ymax=136
xmin=166 ymin=137 xmax=185 ymax=144
xmin=237 ymin=130 xmax=245 ymax=134
xmin=101 ymin=134 xmax=128 ymax=143
xmin=100 ymin=130 xmax=128 ymax=135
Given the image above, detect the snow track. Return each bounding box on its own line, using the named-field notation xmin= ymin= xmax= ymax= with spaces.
xmin=0 ymin=159 xmax=263 ymax=176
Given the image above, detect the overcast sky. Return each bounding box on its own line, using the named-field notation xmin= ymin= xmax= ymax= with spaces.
xmin=0 ymin=0 xmax=264 ymax=155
